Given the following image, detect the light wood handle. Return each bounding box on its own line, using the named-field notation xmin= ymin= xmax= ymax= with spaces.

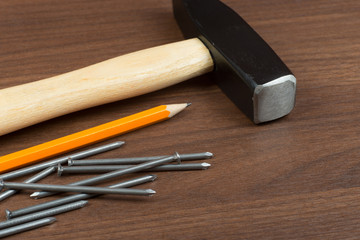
xmin=0 ymin=38 xmax=213 ymax=136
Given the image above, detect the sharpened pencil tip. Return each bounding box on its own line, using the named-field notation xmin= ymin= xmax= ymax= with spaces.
xmin=201 ymin=163 xmax=211 ymax=169
xmin=186 ymin=103 xmax=192 ymax=107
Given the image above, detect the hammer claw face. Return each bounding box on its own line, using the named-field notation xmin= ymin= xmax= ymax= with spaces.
xmin=173 ymin=0 xmax=296 ymax=123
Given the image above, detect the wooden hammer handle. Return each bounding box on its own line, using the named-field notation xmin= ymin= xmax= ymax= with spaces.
xmin=0 ymin=38 xmax=213 ymax=136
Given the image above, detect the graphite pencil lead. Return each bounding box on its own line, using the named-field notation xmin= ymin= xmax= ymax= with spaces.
xmin=186 ymin=103 xmax=192 ymax=107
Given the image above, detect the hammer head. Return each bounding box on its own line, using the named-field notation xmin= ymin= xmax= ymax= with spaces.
xmin=173 ymin=0 xmax=296 ymax=124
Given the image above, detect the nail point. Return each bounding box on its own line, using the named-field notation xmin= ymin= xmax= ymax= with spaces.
xmin=48 ymin=217 xmax=57 ymax=223
xmin=201 ymin=162 xmax=211 ymax=169
xmin=146 ymin=189 xmax=156 ymax=195
xmin=205 ymin=152 xmax=214 ymax=158
xmin=79 ymin=200 xmax=89 ymax=207
xmin=149 ymin=174 xmax=157 ymax=181
xmin=30 ymin=192 xmax=39 ymax=199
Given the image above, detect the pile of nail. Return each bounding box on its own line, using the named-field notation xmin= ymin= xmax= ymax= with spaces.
xmin=0 ymin=141 xmax=212 ymax=238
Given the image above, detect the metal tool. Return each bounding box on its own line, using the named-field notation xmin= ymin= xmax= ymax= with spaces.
xmin=31 ymin=153 xmax=180 ymax=199
xmin=0 ymin=141 xmax=123 ymax=181
xmin=0 ymin=217 xmax=56 ymax=238
xmin=68 ymin=152 xmax=213 ymax=166
xmin=0 ymin=181 xmax=155 ymax=196
xmin=0 ymin=166 xmax=56 ymax=202
xmin=0 ymin=200 xmax=87 ymax=230
xmin=0 ymin=0 xmax=296 ymax=136
xmin=59 ymin=163 xmax=211 ymax=175
xmin=6 ymin=175 xmax=156 ymax=219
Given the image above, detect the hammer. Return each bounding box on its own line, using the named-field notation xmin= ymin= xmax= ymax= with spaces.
xmin=0 ymin=0 xmax=296 ymax=136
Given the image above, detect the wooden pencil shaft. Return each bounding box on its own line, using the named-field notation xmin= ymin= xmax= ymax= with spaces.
xmin=0 ymin=141 xmax=123 ymax=181
xmin=7 ymin=175 xmax=156 ymax=219
xmin=32 ymin=153 xmax=179 ymax=199
xmin=0 ymin=200 xmax=87 ymax=230
xmin=59 ymin=163 xmax=210 ymax=174
xmin=0 ymin=217 xmax=56 ymax=238
xmin=0 ymin=181 xmax=154 ymax=196
xmin=0 ymin=104 xmax=182 ymax=174
xmin=69 ymin=152 xmax=213 ymax=166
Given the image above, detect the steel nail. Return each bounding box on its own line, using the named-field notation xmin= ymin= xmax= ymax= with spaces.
xmin=0 ymin=180 xmax=155 ymax=196
xmin=6 ymin=175 xmax=156 ymax=219
xmin=59 ymin=163 xmax=211 ymax=175
xmin=32 ymin=152 xmax=180 ymax=199
xmin=0 ymin=166 xmax=56 ymax=202
xmin=0 ymin=217 xmax=56 ymax=238
xmin=0 ymin=200 xmax=87 ymax=230
xmin=68 ymin=152 xmax=213 ymax=166
xmin=0 ymin=141 xmax=124 ymax=181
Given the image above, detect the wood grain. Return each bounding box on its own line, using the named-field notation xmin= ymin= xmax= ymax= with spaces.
xmin=0 ymin=38 xmax=212 ymax=135
xmin=0 ymin=0 xmax=360 ymax=239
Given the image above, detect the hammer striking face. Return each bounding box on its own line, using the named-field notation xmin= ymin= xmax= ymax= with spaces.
xmin=0 ymin=0 xmax=296 ymax=136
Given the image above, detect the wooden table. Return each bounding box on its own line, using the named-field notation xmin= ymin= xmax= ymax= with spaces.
xmin=0 ymin=0 xmax=359 ymax=239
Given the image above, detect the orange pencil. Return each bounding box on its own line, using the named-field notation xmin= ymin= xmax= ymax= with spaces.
xmin=0 ymin=103 xmax=190 ymax=173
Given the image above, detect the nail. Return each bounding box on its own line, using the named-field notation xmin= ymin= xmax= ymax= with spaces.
xmin=32 ymin=152 xmax=180 ymax=199
xmin=7 ymin=175 xmax=156 ymax=219
xmin=0 ymin=181 xmax=155 ymax=196
xmin=0 ymin=141 xmax=124 ymax=180
xmin=0 ymin=200 xmax=87 ymax=230
xmin=0 ymin=166 xmax=56 ymax=202
xmin=0 ymin=217 xmax=56 ymax=238
xmin=59 ymin=163 xmax=211 ymax=175
xmin=68 ymin=152 xmax=213 ymax=166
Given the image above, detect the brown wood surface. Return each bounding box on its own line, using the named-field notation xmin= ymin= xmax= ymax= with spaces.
xmin=0 ymin=0 xmax=359 ymax=239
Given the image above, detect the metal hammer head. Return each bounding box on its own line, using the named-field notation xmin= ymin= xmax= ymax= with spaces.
xmin=173 ymin=0 xmax=296 ymax=124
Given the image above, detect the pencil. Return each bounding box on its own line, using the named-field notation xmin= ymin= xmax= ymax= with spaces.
xmin=0 ymin=103 xmax=190 ymax=173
